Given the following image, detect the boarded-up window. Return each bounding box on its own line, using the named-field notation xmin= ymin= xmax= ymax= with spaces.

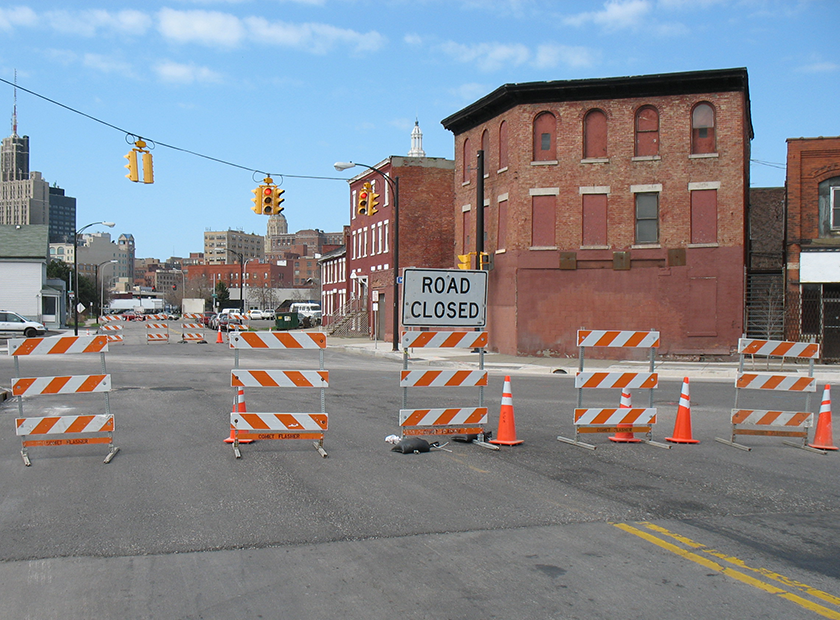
xmin=582 ymin=194 xmax=608 ymax=246
xmin=462 ymin=138 xmax=471 ymax=183
xmin=463 ymin=210 xmax=470 ymax=252
xmin=635 ymin=192 xmax=659 ymax=244
xmin=691 ymin=189 xmax=717 ymax=244
xmin=481 ymin=129 xmax=489 ymax=171
xmin=531 ymin=195 xmax=556 ymax=247
xmin=687 ymin=276 xmax=717 ymax=336
xmin=584 ymin=109 xmax=607 ymax=159
xmin=498 ymin=121 xmax=509 ymax=170
xmin=635 ymin=106 xmax=659 ymax=157
xmin=498 ymin=199 xmax=508 ymax=250
xmin=691 ymin=103 xmax=716 ymax=154
xmin=533 ymin=112 xmax=556 ymax=161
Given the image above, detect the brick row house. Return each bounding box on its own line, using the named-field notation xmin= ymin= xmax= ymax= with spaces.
xmin=441 ymin=68 xmax=753 ymax=357
xmin=785 ymin=136 xmax=840 ymax=358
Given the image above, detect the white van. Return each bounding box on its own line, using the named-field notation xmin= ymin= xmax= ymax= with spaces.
xmin=290 ymin=303 xmax=322 ymax=324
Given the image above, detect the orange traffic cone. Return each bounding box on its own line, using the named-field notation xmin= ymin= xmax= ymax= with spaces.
xmin=224 ymin=388 xmax=253 ymax=444
xmin=666 ymin=377 xmax=699 ymax=444
xmin=490 ymin=376 xmax=523 ymax=445
xmin=609 ymin=389 xmax=642 ymax=443
xmin=216 ymin=325 xmax=224 ymax=344
xmin=810 ymin=384 xmax=838 ymax=451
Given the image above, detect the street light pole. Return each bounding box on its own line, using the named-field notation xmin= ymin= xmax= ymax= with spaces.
xmin=226 ymin=248 xmax=245 ymax=312
xmin=96 ymin=259 xmax=118 ymax=319
xmin=73 ymin=221 xmax=116 ymax=335
xmin=334 ymin=161 xmax=400 ymax=352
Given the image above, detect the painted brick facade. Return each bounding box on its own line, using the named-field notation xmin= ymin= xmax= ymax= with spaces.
xmin=443 ymin=69 xmax=752 ymax=357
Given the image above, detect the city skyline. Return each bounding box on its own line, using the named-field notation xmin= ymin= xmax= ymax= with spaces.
xmin=0 ymin=1 xmax=837 ymax=258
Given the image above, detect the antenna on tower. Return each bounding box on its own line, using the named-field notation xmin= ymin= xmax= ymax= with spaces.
xmin=11 ymin=69 xmax=18 ymax=137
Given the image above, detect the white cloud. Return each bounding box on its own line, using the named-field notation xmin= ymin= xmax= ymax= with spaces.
xmin=404 ymin=33 xmax=423 ymax=46
xmin=82 ymin=53 xmax=134 ymax=75
xmin=157 ymin=8 xmax=245 ymax=47
xmin=245 ymin=17 xmax=385 ymax=54
xmin=155 ymin=60 xmax=224 ymax=84
xmin=44 ymin=9 xmax=152 ymax=37
xmin=451 ymin=82 xmax=490 ymax=102
xmin=439 ymin=41 xmax=530 ymax=72
xmin=533 ymin=44 xmax=597 ymax=69
xmin=798 ymin=61 xmax=839 ymax=74
xmin=0 ymin=6 xmax=36 ymax=30
xmin=563 ymin=0 xmax=652 ymax=31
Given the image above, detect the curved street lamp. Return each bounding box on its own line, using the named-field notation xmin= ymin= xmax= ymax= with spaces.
xmin=96 ymin=259 xmax=118 ymax=319
xmin=74 ymin=221 xmax=116 ymax=335
xmin=334 ymin=161 xmax=400 ymax=352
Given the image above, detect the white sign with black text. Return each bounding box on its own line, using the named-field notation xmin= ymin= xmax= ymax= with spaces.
xmin=402 ymin=268 xmax=487 ymax=327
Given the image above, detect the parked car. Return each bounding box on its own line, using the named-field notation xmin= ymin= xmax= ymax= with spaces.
xmin=210 ymin=313 xmax=243 ymax=332
xmin=200 ymin=311 xmax=215 ymax=327
xmin=247 ymin=309 xmax=269 ymax=320
xmin=0 ymin=310 xmax=46 ymax=338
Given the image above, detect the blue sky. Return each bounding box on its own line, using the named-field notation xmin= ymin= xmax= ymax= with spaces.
xmin=0 ymin=0 xmax=837 ymax=259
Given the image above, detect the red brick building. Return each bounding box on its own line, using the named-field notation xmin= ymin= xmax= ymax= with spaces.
xmin=442 ymin=68 xmax=753 ymax=357
xmin=785 ymin=136 xmax=840 ymax=358
xmin=330 ymin=153 xmax=454 ymax=343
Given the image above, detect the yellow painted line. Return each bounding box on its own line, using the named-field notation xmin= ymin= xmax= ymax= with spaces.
xmin=639 ymin=522 xmax=840 ymax=608
xmin=614 ymin=523 xmax=840 ymax=620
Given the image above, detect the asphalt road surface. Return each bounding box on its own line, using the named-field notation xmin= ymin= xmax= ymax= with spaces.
xmin=0 ymin=327 xmax=839 ymax=619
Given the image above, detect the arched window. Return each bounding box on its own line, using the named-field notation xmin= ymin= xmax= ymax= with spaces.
xmin=462 ymin=137 xmax=471 ymax=183
xmin=498 ymin=121 xmax=509 ymax=170
xmin=583 ymin=109 xmax=607 ymax=159
xmin=691 ymin=102 xmax=716 ymax=154
xmin=532 ymin=112 xmax=556 ymax=161
xmin=635 ymin=106 xmax=659 ymax=157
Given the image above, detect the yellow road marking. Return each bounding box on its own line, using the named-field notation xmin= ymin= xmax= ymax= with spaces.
xmin=613 ymin=522 xmax=840 ymax=620
xmin=638 ymin=522 xmax=840 ymax=608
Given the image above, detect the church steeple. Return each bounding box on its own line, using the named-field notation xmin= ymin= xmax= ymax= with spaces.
xmin=408 ymin=119 xmax=425 ymax=157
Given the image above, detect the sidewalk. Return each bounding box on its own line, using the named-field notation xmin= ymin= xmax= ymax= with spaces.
xmin=327 ymin=336 xmax=840 ymax=383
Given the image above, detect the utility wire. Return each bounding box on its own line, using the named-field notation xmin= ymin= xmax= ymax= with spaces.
xmin=0 ymin=76 xmax=346 ymax=182
xmin=750 ymin=158 xmax=786 ymax=170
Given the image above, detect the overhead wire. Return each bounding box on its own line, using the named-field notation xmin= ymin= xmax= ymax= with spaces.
xmin=0 ymin=76 xmax=347 ymax=182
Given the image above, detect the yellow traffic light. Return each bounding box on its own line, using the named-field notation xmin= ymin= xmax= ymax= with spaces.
xmin=367 ymin=189 xmax=379 ymax=216
xmin=142 ymin=151 xmax=153 ymax=184
xmin=358 ymin=182 xmax=371 ymax=215
xmin=251 ymin=185 xmax=264 ymax=214
xmin=261 ymin=185 xmax=273 ymax=214
xmin=457 ymin=253 xmax=473 ymax=269
xmin=124 ymin=150 xmax=139 ymax=182
xmin=272 ymin=187 xmax=285 ymax=214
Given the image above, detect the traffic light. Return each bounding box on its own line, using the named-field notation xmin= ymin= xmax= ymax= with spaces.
xmin=261 ymin=185 xmax=273 ymax=214
xmin=457 ymin=253 xmax=474 ymax=269
xmin=124 ymin=150 xmax=139 ymax=182
xmin=358 ymin=182 xmax=371 ymax=215
xmin=251 ymin=185 xmax=264 ymax=214
xmin=271 ymin=187 xmax=285 ymax=214
xmin=479 ymin=252 xmax=494 ymax=271
xmin=367 ymin=188 xmax=379 ymax=216
xmin=124 ymin=139 xmax=153 ymax=184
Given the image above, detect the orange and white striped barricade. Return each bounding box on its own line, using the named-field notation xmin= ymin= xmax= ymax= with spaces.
xmin=558 ymin=329 xmax=668 ymax=450
xmin=180 ymin=322 xmax=206 ymax=343
xmin=7 ymin=334 xmax=118 ymax=465
xmin=146 ymin=313 xmax=167 ymax=321
xmin=98 ymin=315 xmax=121 ymax=323
xmin=399 ymin=330 xmax=495 ymax=449
xmin=98 ymin=322 xmax=124 ymax=344
xmin=145 ymin=322 xmax=169 ymax=344
xmin=716 ymin=337 xmax=822 ymax=453
xmin=228 ymin=331 xmax=329 ymax=458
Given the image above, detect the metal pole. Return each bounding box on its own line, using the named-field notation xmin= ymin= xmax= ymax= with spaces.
xmin=73 ymin=234 xmax=79 ymax=336
xmin=392 ymin=176 xmax=400 ymax=352
xmin=476 ymin=150 xmax=484 ymax=263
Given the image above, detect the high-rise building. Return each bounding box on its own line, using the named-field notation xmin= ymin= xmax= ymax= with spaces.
xmin=0 ymin=106 xmax=49 ymax=227
xmin=48 ymin=185 xmax=76 ymax=243
xmin=203 ymin=229 xmax=265 ymax=265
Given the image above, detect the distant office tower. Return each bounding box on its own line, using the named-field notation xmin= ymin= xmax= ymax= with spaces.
xmin=48 ymin=186 xmax=76 ymax=243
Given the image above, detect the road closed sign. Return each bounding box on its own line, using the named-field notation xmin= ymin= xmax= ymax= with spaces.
xmin=402 ymin=268 xmax=487 ymax=327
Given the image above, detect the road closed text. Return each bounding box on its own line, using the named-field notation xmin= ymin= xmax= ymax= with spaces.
xmin=402 ymin=269 xmax=487 ymax=327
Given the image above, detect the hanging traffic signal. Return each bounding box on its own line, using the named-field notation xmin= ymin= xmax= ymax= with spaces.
xmin=124 ymin=150 xmax=139 ymax=182
xmin=251 ymin=185 xmax=265 ymax=214
xmin=457 ymin=253 xmax=474 ymax=269
xmin=367 ymin=188 xmax=379 ymax=216
xmin=358 ymin=182 xmax=371 ymax=215
xmin=124 ymin=139 xmax=153 ymax=184
xmin=271 ymin=187 xmax=285 ymax=214
xmin=262 ymin=185 xmax=273 ymax=214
